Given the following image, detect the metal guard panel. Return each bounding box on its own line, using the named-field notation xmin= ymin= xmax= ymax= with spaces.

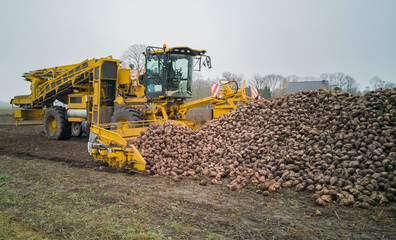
xmin=169 ymin=119 xmax=201 ymax=130
xmin=90 ymin=125 xmax=127 ymax=147
xmin=90 ymin=123 xmax=149 ymax=173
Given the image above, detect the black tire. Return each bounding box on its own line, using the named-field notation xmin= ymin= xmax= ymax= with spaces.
xmin=81 ymin=120 xmax=90 ymax=136
xmin=71 ymin=122 xmax=83 ymax=137
xmin=43 ymin=106 xmax=71 ymax=140
xmin=111 ymin=105 xmax=144 ymax=128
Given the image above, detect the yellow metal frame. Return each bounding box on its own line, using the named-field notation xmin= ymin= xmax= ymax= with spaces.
xmin=68 ymin=117 xmax=85 ymax=122
xmin=89 ymin=117 xmax=203 ymax=172
xmin=11 ymin=57 xmax=117 ymax=109
xmin=11 ymin=45 xmax=252 ymax=173
xmin=119 ymin=80 xmax=249 ymax=123
xmin=173 ymin=80 xmax=249 ymax=119
xmin=213 ymin=105 xmax=236 ymax=118
xmin=89 ymin=120 xmax=162 ymax=173
xmin=68 ymin=94 xmax=89 ymax=109
xmin=14 ymin=109 xmax=46 ymax=126
xmin=169 ymin=119 xmax=201 ymax=130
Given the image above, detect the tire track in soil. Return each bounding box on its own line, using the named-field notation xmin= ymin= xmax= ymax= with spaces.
xmin=0 ymin=124 xmax=102 ymax=169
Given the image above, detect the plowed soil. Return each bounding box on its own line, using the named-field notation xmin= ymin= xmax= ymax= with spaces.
xmin=0 ymin=112 xmax=395 ymax=239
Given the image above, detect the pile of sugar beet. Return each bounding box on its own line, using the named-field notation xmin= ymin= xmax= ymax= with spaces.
xmin=132 ymin=88 xmax=396 ymax=208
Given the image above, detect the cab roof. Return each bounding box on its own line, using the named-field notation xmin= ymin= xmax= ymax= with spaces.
xmin=150 ymin=46 xmax=206 ymax=56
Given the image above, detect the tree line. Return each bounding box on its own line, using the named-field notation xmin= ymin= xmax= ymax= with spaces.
xmin=120 ymin=44 xmax=396 ymax=101
xmin=193 ymin=72 xmax=395 ymax=100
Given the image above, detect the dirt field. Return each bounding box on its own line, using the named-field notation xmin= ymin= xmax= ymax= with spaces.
xmin=0 ymin=111 xmax=395 ymax=239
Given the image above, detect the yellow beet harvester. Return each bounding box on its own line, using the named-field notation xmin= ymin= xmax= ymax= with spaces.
xmin=11 ymin=45 xmax=253 ymax=172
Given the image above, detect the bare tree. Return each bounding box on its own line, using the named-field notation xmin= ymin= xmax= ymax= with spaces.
xmin=321 ymin=72 xmax=358 ymax=93
xmin=384 ymin=82 xmax=396 ymax=89
xmin=321 ymin=73 xmax=342 ymax=89
xmin=362 ymin=86 xmax=371 ymax=95
xmin=120 ymin=44 xmax=147 ymax=70
xmin=320 ymin=73 xmax=330 ymax=81
xmin=273 ymin=79 xmax=290 ymax=98
xmin=370 ymin=76 xmax=396 ymax=90
xmin=344 ymin=75 xmax=359 ymax=94
xmin=191 ymin=74 xmax=217 ymax=103
xmin=250 ymin=74 xmax=267 ymax=90
xmin=262 ymin=74 xmax=286 ymax=97
xmin=331 ymin=72 xmax=347 ymax=90
xmin=286 ymin=75 xmax=299 ymax=82
xmin=370 ymin=76 xmax=386 ymax=90
xmin=222 ymin=71 xmax=244 ymax=86
xmin=249 ymin=74 xmax=274 ymax=99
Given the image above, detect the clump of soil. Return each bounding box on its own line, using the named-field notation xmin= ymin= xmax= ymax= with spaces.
xmin=132 ymin=88 xmax=396 ymax=207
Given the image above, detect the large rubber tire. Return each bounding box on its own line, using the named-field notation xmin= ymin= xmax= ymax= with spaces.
xmin=71 ymin=122 xmax=83 ymax=137
xmin=81 ymin=120 xmax=90 ymax=136
xmin=43 ymin=106 xmax=71 ymax=140
xmin=111 ymin=105 xmax=144 ymax=127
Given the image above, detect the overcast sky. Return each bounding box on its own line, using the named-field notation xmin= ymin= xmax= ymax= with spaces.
xmin=1 ymin=0 xmax=395 ymax=102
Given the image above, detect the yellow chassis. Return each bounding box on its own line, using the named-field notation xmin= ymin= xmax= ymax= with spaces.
xmin=88 ymin=120 xmax=155 ymax=173
xmin=89 ymin=81 xmax=253 ymax=173
xmin=88 ymin=118 xmax=205 ymax=173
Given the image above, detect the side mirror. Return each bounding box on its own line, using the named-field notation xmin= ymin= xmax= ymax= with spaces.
xmin=145 ymin=47 xmax=152 ymax=59
xmin=205 ymin=56 xmax=212 ymax=69
xmin=193 ymin=55 xmax=212 ymax=71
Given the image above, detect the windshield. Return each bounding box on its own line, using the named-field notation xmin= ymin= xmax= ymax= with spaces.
xmin=145 ymin=53 xmax=164 ymax=93
xmin=165 ymin=53 xmax=193 ymax=98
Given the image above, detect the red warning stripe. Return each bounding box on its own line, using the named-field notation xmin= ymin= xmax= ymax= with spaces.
xmin=251 ymin=86 xmax=258 ymax=98
xmin=211 ymin=84 xmax=220 ymax=97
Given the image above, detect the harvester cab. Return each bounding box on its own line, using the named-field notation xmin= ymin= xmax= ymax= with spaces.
xmin=142 ymin=45 xmax=211 ymax=99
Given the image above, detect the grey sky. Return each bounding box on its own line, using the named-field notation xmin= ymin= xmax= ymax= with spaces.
xmin=1 ymin=0 xmax=395 ymax=102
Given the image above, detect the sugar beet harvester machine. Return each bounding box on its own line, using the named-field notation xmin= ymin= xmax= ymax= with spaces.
xmin=11 ymin=45 xmax=251 ymax=172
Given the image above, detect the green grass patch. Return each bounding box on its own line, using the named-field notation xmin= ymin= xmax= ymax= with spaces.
xmin=169 ymin=200 xmax=188 ymax=209
xmin=0 ymin=176 xmax=166 ymax=239
xmin=171 ymin=220 xmax=184 ymax=230
xmin=0 ymin=173 xmax=10 ymax=180
xmin=0 ymin=215 xmax=51 ymax=240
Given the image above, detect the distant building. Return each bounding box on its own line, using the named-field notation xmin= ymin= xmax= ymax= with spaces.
xmin=285 ymin=80 xmax=329 ymax=94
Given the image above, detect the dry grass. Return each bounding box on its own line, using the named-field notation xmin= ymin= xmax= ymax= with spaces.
xmin=1 ymin=154 xmax=395 ymax=239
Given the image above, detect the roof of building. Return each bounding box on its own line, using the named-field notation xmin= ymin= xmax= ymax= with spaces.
xmin=286 ymin=80 xmax=329 ymax=94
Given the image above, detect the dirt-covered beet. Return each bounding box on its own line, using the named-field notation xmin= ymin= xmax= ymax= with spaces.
xmin=132 ymin=88 xmax=396 ymax=207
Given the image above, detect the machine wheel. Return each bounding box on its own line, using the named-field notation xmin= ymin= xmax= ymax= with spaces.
xmin=81 ymin=120 xmax=90 ymax=136
xmin=71 ymin=122 xmax=83 ymax=137
xmin=43 ymin=106 xmax=71 ymax=140
xmin=111 ymin=105 xmax=144 ymax=128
